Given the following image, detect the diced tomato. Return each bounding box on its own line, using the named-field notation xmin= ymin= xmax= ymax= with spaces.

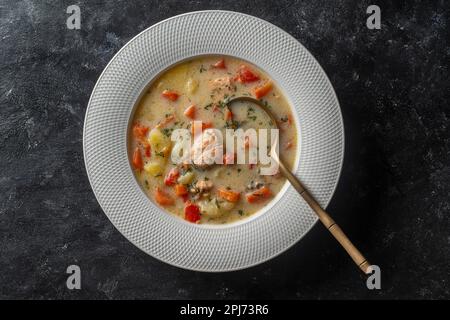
xmin=164 ymin=168 xmax=180 ymax=186
xmin=253 ymin=81 xmax=273 ymax=99
xmin=236 ymin=65 xmax=260 ymax=83
xmin=217 ymin=188 xmax=240 ymax=203
xmin=223 ymin=152 xmax=235 ymax=165
xmin=155 ymin=188 xmax=174 ymax=206
xmin=181 ymin=194 xmax=189 ymax=202
xmin=132 ymin=123 xmax=149 ymax=139
xmin=132 ymin=147 xmax=143 ymax=170
xmin=184 ymin=202 xmax=201 ymax=223
xmin=246 ymin=186 xmax=272 ymax=203
xmin=174 ymin=184 xmax=188 ymax=197
xmin=212 ymin=58 xmax=226 ymax=69
xmin=161 ymin=90 xmax=179 ymax=101
xmin=184 ymin=105 xmax=196 ymax=119
xmin=224 ymin=108 xmax=233 ymax=121
xmin=144 ymin=144 xmax=151 ymax=157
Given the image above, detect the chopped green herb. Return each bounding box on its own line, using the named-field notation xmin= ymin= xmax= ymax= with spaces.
xmin=199 ymin=65 xmax=207 ymax=73
xmin=161 ymin=128 xmax=173 ymax=137
xmin=238 ymin=210 xmax=244 ymax=216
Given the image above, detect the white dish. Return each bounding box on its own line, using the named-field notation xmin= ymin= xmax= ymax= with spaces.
xmin=83 ymin=10 xmax=344 ymax=271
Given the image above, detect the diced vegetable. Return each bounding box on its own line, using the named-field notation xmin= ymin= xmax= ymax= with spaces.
xmin=196 ymin=180 xmax=213 ymax=192
xmin=175 ymin=184 xmax=188 ymax=196
xmin=212 ymin=58 xmax=226 ymax=69
xmin=186 ymin=78 xmax=198 ymax=94
xmin=155 ymin=188 xmax=174 ymax=206
xmin=164 ymin=167 xmax=180 ymax=186
xmin=132 ymin=147 xmax=143 ymax=170
xmin=219 ymin=200 xmax=236 ymax=211
xmin=132 ymin=123 xmax=149 ymax=139
xmin=144 ymin=144 xmax=151 ymax=157
xmin=217 ymin=188 xmax=240 ymax=203
xmin=253 ymin=81 xmax=273 ymax=99
xmin=144 ymin=162 xmax=162 ymax=176
xmin=236 ymin=65 xmax=260 ymax=83
xmin=156 ymin=114 xmax=175 ymax=128
xmin=161 ymin=90 xmax=179 ymax=101
xmin=202 ymin=122 xmax=213 ymax=130
xmin=224 ymin=107 xmax=233 ymax=121
xmin=184 ymin=202 xmax=201 ymax=222
xmin=246 ymin=186 xmax=272 ymax=203
xmin=198 ymin=198 xmax=222 ymax=217
xmin=148 ymin=128 xmax=171 ymax=151
xmin=184 ymin=105 xmax=196 ymax=119
xmin=177 ymin=171 xmax=195 ymax=185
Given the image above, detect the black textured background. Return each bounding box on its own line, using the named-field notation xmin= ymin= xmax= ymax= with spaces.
xmin=0 ymin=0 xmax=449 ymax=299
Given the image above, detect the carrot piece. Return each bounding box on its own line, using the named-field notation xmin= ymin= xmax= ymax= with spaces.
xmin=161 ymin=90 xmax=179 ymax=101
xmin=246 ymin=186 xmax=272 ymax=203
xmin=184 ymin=202 xmax=201 ymax=222
xmin=236 ymin=65 xmax=260 ymax=83
xmin=155 ymin=187 xmax=174 ymax=206
xmin=184 ymin=105 xmax=196 ymax=119
xmin=224 ymin=108 xmax=233 ymax=121
xmin=156 ymin=114 xmax=175 ymax=128
xmin=175 ymin=184 xmax=188 ymax=196
xmin=132 ymin=123 xmax=149 ymax=139
xmin=217 ymin=188 xmax=240 ymax=203
xmin=253 ymin=81 xmax=273 ymax=99
xmin=202 ymin=122 xmax=213 ymax=130
xmin=132 ymin=147 xmax=143 ymax=170
xmin=212 ymin=58 xmax=226 ymax=69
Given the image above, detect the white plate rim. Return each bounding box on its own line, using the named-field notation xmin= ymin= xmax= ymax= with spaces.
xmin=83 ymin=10 xmax=344 ymax=272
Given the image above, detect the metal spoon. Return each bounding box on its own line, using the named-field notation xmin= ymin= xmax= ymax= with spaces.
xmin=226 ymin=96 xmax=371 ymax=274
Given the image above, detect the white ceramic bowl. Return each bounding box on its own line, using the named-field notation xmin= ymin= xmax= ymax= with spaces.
xmin=83 ymin=10 xmax=344 ymax=271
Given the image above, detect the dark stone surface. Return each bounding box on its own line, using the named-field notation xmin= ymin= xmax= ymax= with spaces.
xmin=0 ymin=0 xmax=449 ymax=299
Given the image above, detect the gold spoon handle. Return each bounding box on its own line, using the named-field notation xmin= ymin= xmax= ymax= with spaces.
xmin=278 ymin=161 xmax=371 ymax=274
xmin=226 ymin=96 xmax=371 ymax=274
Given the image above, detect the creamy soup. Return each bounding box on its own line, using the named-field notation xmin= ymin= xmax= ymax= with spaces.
xmin=129 ymin=56 xmax=297 ymax=224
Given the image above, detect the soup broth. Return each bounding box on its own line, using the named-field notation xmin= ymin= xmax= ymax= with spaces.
xmin=130 ymin=56 xmax=297 ymax=224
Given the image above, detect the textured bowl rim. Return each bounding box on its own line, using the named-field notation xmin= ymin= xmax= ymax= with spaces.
xmin=83 ymin=10 xmax=344 ymax=272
